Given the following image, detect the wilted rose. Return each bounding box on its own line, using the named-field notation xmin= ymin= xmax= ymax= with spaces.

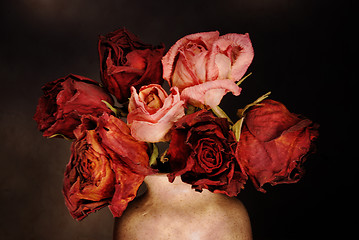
xmin=236 ymin=100 xmax=319 ymax=192
xmin=127 ymin=84 xmax=185 ymax=142
xmin=162 ymin=31 xmax=254 ymax=108
xmin=63 ymin=113 xmax=151 ymax=220
xmin=97 ymin=112 xmax=154 ymax=176
xmin=98 ymin=28 xmax=165 ymax=103
xmin=167 ymin=110 xmax=247 ymax=197
xmin=33 ymin=74 xmax=114 ymax=139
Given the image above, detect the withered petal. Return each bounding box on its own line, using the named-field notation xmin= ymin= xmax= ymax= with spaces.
xmin=236 ymin=100 xmax=319 ymax=192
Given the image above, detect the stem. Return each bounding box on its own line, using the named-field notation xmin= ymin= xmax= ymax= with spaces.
xmin=237 ymin=72 xmax=252 ymax=86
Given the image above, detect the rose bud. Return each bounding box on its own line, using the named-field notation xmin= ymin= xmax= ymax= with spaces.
xmin=167 ymin=110 xmax=247 ymax=197
xmin=127 ymin=84 xmax=185 ymax=142
xmin=63 ymin=113 xmax=151 ymax=220
xmin=98 ymin=28 xmax=165 ymax=103
xmin=236 ymin=100 xmax=319 ymax=193
xmin=33 ymin=74 xmax=114 ymax=139
xmin=162 ymin=31 xmax=254 ymax=108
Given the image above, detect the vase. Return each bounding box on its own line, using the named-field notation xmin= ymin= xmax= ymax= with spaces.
xmin=113 ymin=174 xmax=252 ymax=240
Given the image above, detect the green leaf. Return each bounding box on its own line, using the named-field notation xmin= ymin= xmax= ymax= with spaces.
xmin=233 ymin=91 xmax=271 ymax=142
xmin=237 ymin=91 xmax=271 ymax=118
xmin=211 ymin=105 xmax=233 ymax=124
xmin=186 ymin=104 xmax=197 ymax=115
xmin=149 ymin=143 xmax=159 ymax=167
xmin=232 ymin=118 xmax=244 ymax=142
xmin=101 ymin=100 xmax=120 ymax=116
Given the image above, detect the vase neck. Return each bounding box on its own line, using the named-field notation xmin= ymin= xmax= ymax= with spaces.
xmin=144 ymin=174 xmax=219 ymax=203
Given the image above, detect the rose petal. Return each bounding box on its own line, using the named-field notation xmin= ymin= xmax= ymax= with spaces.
xmin=108 ymin=160 xmax=145 ymax=218
xmin=220 ymin=33 xmax=254 ymax=81
xmin=130 ymin=99 xmax=185 ymax=142
xmin=162 ymin=31 xmax=220 ymax=83
xmin=245 ymin=100 xmax=304 ymax=142
xmin=128 ymin=86 xmax=185 ymax=142
xmin=128 ymin=85 xmax=168 ymax=115
xmin=98 ymin=28 xmax=164 ymax=103
xmin=167 ymin=110 xmax=247 ymax=196
xmin=206 ymin=33 xmax=254 ymax=82
xmin=181 ymin=79 xmax=242 ymax=108
xmin=236 ymin=100 xmax=319 ymax=192
xmin=63 ymin=130 xmax=116 ymax=221
xmin=33 ymin=74 xmax=113 ymax=139
xmin=97 ymin=113 xmax=153 ymax=175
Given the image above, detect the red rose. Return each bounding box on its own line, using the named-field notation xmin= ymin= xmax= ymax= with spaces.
xmin=33 ymin=74 xmax=114 ymax=139
xmin=98 ymin=28 xmax=165 ymax=103
xmin=97 ymin=112 xmax=154 ymax=176
xmin=63 ymin=113 xmax=151 ymax=220
xmin=167 ymin=110 xmax=247 ymax=197
xmin=236 ymin=100 xmax=319 ymax=192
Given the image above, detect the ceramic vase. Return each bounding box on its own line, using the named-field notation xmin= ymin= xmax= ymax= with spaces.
xmin=113 ymin=174 xmax=252 ymax=240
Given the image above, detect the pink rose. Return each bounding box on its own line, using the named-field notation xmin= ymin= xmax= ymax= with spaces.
xmin=162 ymin=31 xmax=254 ymax=108
xmin=127 ymin=84 xmax=185 ymax=142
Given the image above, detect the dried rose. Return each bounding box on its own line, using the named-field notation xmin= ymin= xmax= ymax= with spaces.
xmin=97 ymin=112 xmax=154 ymax=176
xmin=98 ymin=28 xmax=165 ymax=103
xmin=236 ymin=100 xmax=319 ymax=192
xmin=167 ymin=110 xmax=247 ymax=197
xmin=127 ymin=84 xmax=185 ymax=142
xmin=63 ymin=113 xmax=151 ymax=220
xmin=162 ymin=31 xmax=254 ymax=108
xmin=33 ymin=74 xmax=114 ymax=139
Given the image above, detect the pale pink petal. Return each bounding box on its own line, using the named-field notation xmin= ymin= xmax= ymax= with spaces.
xmin=181 ymin=79 xmax=242 ymax=108
xmin=204 ymin=88 xmax=230 ymax=107
xmin=130 ymin=99 xmax=185 ymax=142
xmin=206 ymin=33 xmax=254 ymax=82
xmin=171 ymin=54 xmax=201 ymax=91
xmin=214 ymin=53 xmax=232 ymax=79
xmin=128 ymin=87 xmax=183 ymax=124
xmin=128 ymin=86 xmax=145 ymax=113
xmin=206 ymin=38 xmax=232 ymax=81
xmin=162 ymin=31 xmax=220 ymax=84
xmin=171 ymin=46 xmax=210 ymax=91
xmin=179 ymin=43 xmax=208 ymax=85
xmin=220 ymin=33 xmax=254 ymax=81
xmin=128 ymin=84 xmax=168 ymax=115
xmin=138 ymin=84 xmax=168 ymax=103
xmin=128 ymin=87 xmax=185 ymax=142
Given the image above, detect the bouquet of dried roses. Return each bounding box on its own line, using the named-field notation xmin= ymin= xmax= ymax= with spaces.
xmin=34 ymin=28 xmax=319 ymax=221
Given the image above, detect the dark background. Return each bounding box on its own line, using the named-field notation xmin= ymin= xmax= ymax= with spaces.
xmin=0 ymin=0 xmax=354 ymax=239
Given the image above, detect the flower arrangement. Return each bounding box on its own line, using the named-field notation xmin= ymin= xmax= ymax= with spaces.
xmin=34 ymin=28 xmax=319 ymax=221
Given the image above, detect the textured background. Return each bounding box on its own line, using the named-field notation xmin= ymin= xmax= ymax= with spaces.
xmin=0 ymin=0 xmax=354 ymax=239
